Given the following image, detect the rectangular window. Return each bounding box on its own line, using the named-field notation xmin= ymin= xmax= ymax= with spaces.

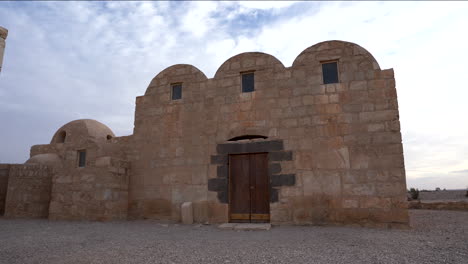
xmin=322 ymin=61 xmax=339 ymax=84
xmin=241 ymin=72 xmax=255 ymax=93
xmin=78 ymin=150 xmax=86 ymax=168
xmin=171 ymin=83 xmax=182 ymax=100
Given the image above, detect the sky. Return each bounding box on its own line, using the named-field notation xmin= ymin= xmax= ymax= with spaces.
xmin=0 ymin=1 xmax=467 ymax=190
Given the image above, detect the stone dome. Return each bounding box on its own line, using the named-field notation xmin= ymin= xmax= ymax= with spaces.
xmin=50 ymin=119 xmax=115 ymax=144
xmin=25 ymin=153 xmax=61 ymax=166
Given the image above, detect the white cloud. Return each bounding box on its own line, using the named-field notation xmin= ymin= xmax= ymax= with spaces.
xmin=180 ymin=1 xmax=219 ymax=38
xmin=237 ymin=1 xmax=298 ymax=10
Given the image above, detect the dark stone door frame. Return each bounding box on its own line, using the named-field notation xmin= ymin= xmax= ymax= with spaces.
xmin=208 ymin=139 xmax=295 ymax=204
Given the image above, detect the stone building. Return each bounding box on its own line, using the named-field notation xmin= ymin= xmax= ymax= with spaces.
xmin=0 ymin=26 xmax=7 ymax=73
xmin=0 ymin=40 xmax=408 ymax=227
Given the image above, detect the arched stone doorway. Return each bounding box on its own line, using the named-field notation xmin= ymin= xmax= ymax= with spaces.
xmin=208 ymin=136 xmax=296 ymax=223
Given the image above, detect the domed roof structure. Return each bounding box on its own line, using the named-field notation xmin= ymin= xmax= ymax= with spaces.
xmin=25 ymin=153 xmax=61 ymax=166
xmin=50 ymin=119 xmax=115 ymax=144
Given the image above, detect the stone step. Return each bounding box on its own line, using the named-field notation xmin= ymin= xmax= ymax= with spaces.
xmin=218 ymin=223 xmax=271 ymax=231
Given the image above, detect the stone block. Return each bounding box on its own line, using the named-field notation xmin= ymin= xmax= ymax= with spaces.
xmin=361 ymin=197 xmax=391 ymax=209
xmin=172 ymin=185 xmax=207 ymax=203
xmin=329 ymin=94 xmax=339 ymax=103
xmin=270 ymin=187 xmax=279 ymax=202
xmin=314 ymin=95 xmax=329 ymax=104
xmin=268 ymin=163 xmax=282 ymax=175
xmin=181 ymin=202 xmax=193 ymax=224
xmin=207 ymin=178 xmax=227 ymax=192
xmin=302 ymin=95 xmax=314 ymax=105
xmin=302 ymin=170 xmax=341 ymax=196
xmin=270 ymin=174 xmax=296 ymax=187
xmin=342 ymin=199 xmax=359 ymax=208
xmin=193 ymin=201 xmax=208 ymax=223
xmin=216 ymin=140 xmax=284 ymax=154
xmin=217 ymin=191 xmax=228 ymax=203
xmin=269 ymin=151 xmax=293 ymax=161
xmin=359 ymin=110 xmax=398 ymax=123
xmin=208 ymin=202 xmax=228 ymax=223
xmin=350 ymin=80 xmax=367 ymax=91
xmin=270 ymin=208 xmax=291 ymax=222
xmin=216 ymin=165 xmax=228 ymax=178
xmin=343 ymin=183 xmax=375 ymax=196
xmin=343 ymin=171 xmax=367 ymax=184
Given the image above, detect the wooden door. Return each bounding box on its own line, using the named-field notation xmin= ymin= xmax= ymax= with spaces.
xmin=229 ymin=153 xmax=269 ymax=223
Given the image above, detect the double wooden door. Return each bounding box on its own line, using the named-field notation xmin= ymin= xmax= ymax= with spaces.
xmin=229 ymin=153 xmax=270 ymax=223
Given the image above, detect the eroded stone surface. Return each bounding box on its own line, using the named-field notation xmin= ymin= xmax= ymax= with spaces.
xmin=181 ymin=202 xmax=194 ymax=224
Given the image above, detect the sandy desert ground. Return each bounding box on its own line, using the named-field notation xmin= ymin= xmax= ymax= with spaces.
xmin=0 ymin=210 xmax=467 ymax=264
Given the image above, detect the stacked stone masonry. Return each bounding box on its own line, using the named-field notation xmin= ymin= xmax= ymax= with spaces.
xmin=0 ymin=26 xmax=7 ymax=73
xmin=4 ymin=165 xmax=52 ymax=218
xmin=0 ymin=40 xmax=408 ymax=227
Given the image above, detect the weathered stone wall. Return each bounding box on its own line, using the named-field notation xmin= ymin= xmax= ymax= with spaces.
xmin=0 ymin=164 xmax=11 ymax=215
xmin=0 ymin=26 xmax=7 ymax=73
xmin=130 ymin=40 xmax=408 ymax=227
xmin=29 ymin=120 xmax=131 ymax=221
xmin=48 ymin=156 xmax=130 ymax=221
xmin=10 ymin=41 xmax=406 ymax=226
xmin=4 ymin=164 xmax=52 ymax=218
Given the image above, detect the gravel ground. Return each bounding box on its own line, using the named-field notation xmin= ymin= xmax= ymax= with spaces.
xmin=0 ymin=210 xmax=467 ymax=264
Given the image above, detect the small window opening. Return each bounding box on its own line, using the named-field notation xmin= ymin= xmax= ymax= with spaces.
xmin=58 ymin=131 xmax=66 ymax=143
xmin=228 ymin=135 xmax=268 ymax=141
xmin=171 ymin=83 xmax=182 ymax=100
xmin=77 ymin=150 xmax=86 ymax=168
xmin=321 ymin=61 xmax=339 ymax=84
xmin=241 ymin=72 xmax=255 ymax=93
xmin=106 ymin=135 xmax=112 ymax=140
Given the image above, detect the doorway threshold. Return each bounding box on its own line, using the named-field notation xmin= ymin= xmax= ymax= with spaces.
xmin=218 ymin=223 xmax=271 ymax=231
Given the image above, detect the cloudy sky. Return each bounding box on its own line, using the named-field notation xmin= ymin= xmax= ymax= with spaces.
xmin=1 ymin=1 xmax=467 ymax=190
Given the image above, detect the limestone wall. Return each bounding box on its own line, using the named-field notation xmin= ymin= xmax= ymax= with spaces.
xmin=48 ymin=157 xmax=130 ymax=221
xmin=4 ymin=164 xmax=53 ymax=218
xmin=28 ymin=120 xmax=131 ymax=221
xmin=11 ymin=40 xmax=407 ymax=226
xmin=0 ymin=164 xmax=10 ymax=215
xmin=130 ymin=40 xmax=408 ymax=227
xmin=0 ymin=26 xmax=7 ymax=73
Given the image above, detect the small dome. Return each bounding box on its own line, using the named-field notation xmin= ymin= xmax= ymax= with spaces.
xmin=50 ymin=119 xmax=115 ymax=144
xmin=25 ymin=153 xmax=61 ymax=166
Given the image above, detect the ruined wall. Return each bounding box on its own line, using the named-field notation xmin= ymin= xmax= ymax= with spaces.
xmin=4 ymin=164 xmax=52 ymax=218
xmin=130 ymin=40 xmax=408 ymax=227
xmin=49 ymin=156 xmax=129 ymax=221
xmin=0 ymin=26 xmax=7 ymax=73
xmin=0 ymin=164 xmax=10 ymax=215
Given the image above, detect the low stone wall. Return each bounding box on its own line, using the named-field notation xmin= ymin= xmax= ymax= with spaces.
xmin=418 ymin=190 xmax=468 ymax=201
xmin=0 ymin=164 xmax=11 ymax=215
xmin=4 ymin=164 xmax=53 ymax=218
xmin=409 ymin=200 xmax=468 ymax=211
xmin=49 ymin=157 xmax=130 ymax=221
